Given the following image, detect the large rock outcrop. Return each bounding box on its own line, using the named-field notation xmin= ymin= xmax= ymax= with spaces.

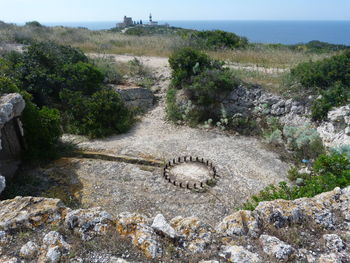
xmin=114 ymin=84 xmax=155 ymax=111
xmin=1 ymin=187 xmax=350 ymax=262
xmin=0 ymin=93 xmax=25 ymax=195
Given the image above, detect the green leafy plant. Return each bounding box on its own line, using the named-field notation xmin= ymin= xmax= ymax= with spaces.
xmin=190 ymin=30 xmax=248 ymax=50
xmin=61 ymin=88 xmax=133 ymax=138
xmin=242 ymin=152 xmax=350 ymax=210
xmin=168 ymin=48 xmax=219 ymax=88
xmin=21 ymin=102 xmax=62 ymax=160
xmin=311 ymin=83 xmax=349 ymax=121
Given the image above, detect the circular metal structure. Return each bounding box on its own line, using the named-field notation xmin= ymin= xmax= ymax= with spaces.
xmin=163 ymin=156 xmax=219 ymax=189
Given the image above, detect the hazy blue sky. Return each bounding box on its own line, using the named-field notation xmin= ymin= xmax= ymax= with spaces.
xmin=1 ymin=0 xmax=349 ymax=23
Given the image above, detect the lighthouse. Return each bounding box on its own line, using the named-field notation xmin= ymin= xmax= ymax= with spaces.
xmin=148 ymin=13 xmax=158 ymax=26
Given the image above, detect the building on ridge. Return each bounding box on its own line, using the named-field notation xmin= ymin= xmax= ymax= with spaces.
xmin=117 ymin=16 xmax=134 ymax=28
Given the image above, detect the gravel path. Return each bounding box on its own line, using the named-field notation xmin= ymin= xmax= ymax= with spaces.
xmin=62 ymin=55 xmax=289 ymax=217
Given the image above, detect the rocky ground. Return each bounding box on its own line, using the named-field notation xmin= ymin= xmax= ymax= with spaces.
xmin=54 ymin=54 xmax=288 ymax=222
xmin=1 ymin=187 xmax=350 ymax=262
xmin=1 ymin=54 xmax=349 ymax=262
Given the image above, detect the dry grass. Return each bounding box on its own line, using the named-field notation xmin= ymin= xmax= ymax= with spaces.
xmin=230 ymin=68 xmax=289 ymax=95
xmin=209 ymin=46 xmax=334 ymax=68
xmin=0 ymin=23 xmax=337 ymax=69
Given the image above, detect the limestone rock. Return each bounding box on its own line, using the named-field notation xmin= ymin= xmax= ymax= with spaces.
xmin=109 ymin=257 xmax=133 ymax=263
xmin=0 ymin=175 xmax=5 ymax=195
xmin=116 ymin=212 xmax=161 ymax=259
xmin=318 ymin=105 xmax=350 ymax=147
xmin=115 ymin=85 xmax=154 ymax=111
xmin=132 ymin=224 xmax=162 ymax=259
xmin=255 ymin=187 xmax=344 ymax=230
xmin=45 ymin=246 xmax=62 ymax=263
xmin=216 ymin=210 xmax=260 ymax=237
xmin=328 ymin=105 xmax=350 ymax=124
xmin=116 ymin=212 xmax=149 ymax=236
xmin=323 ymin=234 xmax=345 ymax=252
xmin=259 ymin=235 xmax=294 ymax=261
xmin=220 ymin=246 xmax=261 ymax=263
xmin=0 ymin=197 xmax=68 ymax=231
xmin=19 ymin=241 xmax=39 ymax=259
xmin=317 ymin=253 xmax=342 ymax=263
xmin=151 ymin=214 xmax=176 ymax=239
xmin=170 ymin=216 xmax=212 ymax=253
xmin=0 ymin=93 xmax=25 ymax=128
xmin=65 ymin=207 xmax=114 ymax=241
xmin=0 ymin=231 xmax=9 ymax=245
xmin=38 ymin=231 xmax=71 ymax=263
xmin=0 ymin=256 xmax=18 ymax=263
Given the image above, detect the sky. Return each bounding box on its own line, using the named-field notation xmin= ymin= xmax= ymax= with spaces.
xmin=0 ymin=0 xmax=349 ymax=23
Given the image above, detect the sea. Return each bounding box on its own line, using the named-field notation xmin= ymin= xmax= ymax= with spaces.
xmin=40 ymin=20 xmax=350 ymax=45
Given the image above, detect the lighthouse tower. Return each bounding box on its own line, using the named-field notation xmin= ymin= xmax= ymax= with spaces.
xmin=148 ymin=13 xmax=158 ymax=26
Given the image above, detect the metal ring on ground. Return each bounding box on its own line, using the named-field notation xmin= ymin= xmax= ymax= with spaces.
xmin=163 ymin=156 xmax=219 ymax=190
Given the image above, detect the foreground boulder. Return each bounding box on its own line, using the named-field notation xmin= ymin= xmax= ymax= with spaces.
xmin=0 ymin=93 xmax=26 ymax=194
xmin=1 ymin=187 xmax=350 ymax=262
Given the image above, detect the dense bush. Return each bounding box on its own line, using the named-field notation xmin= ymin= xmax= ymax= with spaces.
xmin=0 ymin=41 xmax=134 ymax=146
xmin=332 ymin=145 xmax=350 ymax=159
xmin=190 ymin=30 xmax=248 ymax=50
xmin=4 ymin=41 xmax=93 ymax=106
xmin=21 ymin=102 xmax=62 ymax=160
xmin=25 ymin=21 xmax=43 ymax=27
xmin=243 ymin=152 xmax=350 ymax=210
xmin=290 ymin=41 xmax=350 ymax=53
xmin=290 ymin=51 xmax=350 ymax=120
xmin=291 ymin=51 xmax=350 ymax=90
xmin=166 ymin=87 xmax=182 ymax=122
xmin=60 ymin=88 xmax=133 ymax=138
xmin=168 ymin=48 xmax=220 ymax=88
xmin=311 ymin=83 xmax=349 ymax=121
xmin=167 ymin=48 xmax=240 ymax=124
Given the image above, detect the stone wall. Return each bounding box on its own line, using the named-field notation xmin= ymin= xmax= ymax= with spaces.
xmin=0 ymin=93 xmax=25 ymax=195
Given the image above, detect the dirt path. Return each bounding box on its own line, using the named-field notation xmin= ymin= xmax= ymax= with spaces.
xmin=58 ymin=54 xmax=290 ymax=224
xmin=88 ymin=53 xmax=288 ymax=74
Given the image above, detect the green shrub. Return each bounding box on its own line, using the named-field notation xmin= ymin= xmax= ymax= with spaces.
xmin=331 ymin=145 xmax=350 ymax=160
xmin=166 ymin=87 xmax=182 ymax=122
xmin=167 ymin=48 xmax=240 ymax=124
xmin=291 ymin=51 xmax=350 ymax=90
xmin=283 ymin=125 xmax=325 ymax=160
xmin=242 ymin=152 xmax=350 ymax=210
xmin=0 ymin=76 xmax=20 ymax=94
xmin=1 ymin=42 xmax=134 ymax=143
xmin=229 ymin=116 xmax=260 ymax=136
xmin=21 ymin=102 xmax=62 ymax=160
xmin=91 ymin=57 xmax=122 ymax=84
xmin=168 ymin=48 xmax=219 ymax=88
xmin=61 ymin=62 xmax=104 ymax=95
xmin=61 ymin=88 xmax=133 ymax=138
xmin=311 ymin=83 xmax=349 ymax=121
xmin=187 ymin=69 xmax=240 ymax=107
xmin=25 ymin=21 xmax=43 ymax=27
xmin=191 ymin=30 xmax=248 ymax=50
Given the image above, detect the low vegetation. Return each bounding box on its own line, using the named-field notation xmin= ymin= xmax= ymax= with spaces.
xmin=0 ymin=21 xmax=340 ymax=68
xmin=290 ymin=50 xmax=350 ymax=120
xmin=243 ymin=150 xmax=350 ymax=210
xmin=0 ymin=41 xmax=134 ymax=160
xmin=167 ymin=48 xmax=241 ymax=124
